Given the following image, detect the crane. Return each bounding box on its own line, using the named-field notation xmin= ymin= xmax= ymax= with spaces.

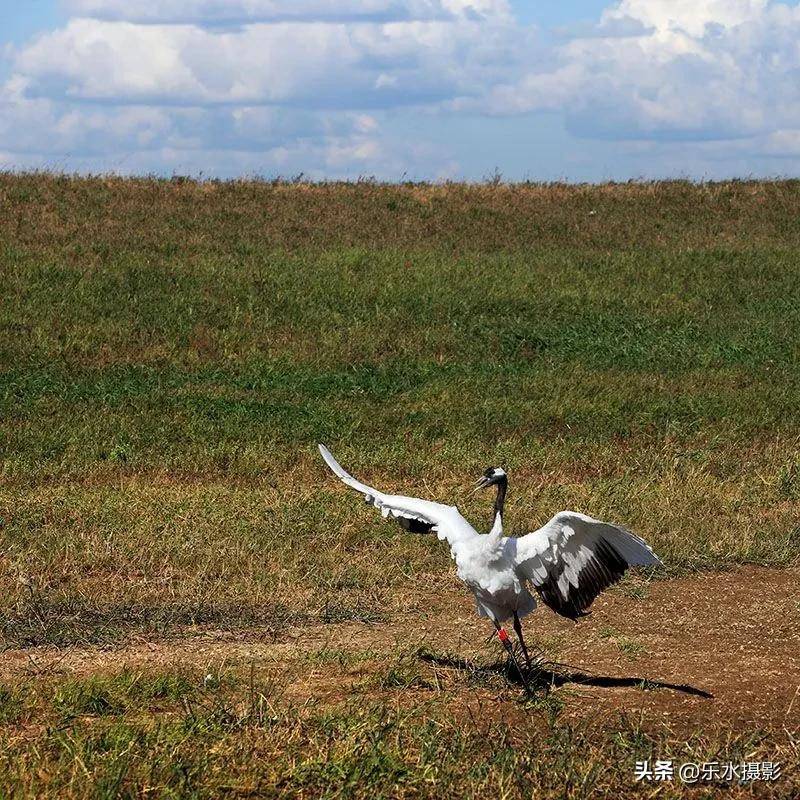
xmin=318 ymin=445 xmax=661 ymax=692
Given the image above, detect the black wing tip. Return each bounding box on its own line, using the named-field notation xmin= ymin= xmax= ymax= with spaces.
xmin=396 ymin=517 xmax=435 ymax=534
xmin=537 ymin=537 xmax=629 ymax=620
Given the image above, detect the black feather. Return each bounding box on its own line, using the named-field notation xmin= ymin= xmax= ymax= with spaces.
xmin=396 ymin=517 xmax=434 ymax=534
xmin=534 ymin=537 xmax=628 ymax=621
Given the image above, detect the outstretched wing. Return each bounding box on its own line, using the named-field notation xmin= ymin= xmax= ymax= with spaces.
xmin=512 ymin=511 xmax=661 ymax=621
xmin=318 ymin=445 xmax=477 ymax=551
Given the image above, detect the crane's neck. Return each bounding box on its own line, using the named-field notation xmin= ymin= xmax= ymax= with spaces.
xmin=489 ymin=476 xmax=507 ymax=537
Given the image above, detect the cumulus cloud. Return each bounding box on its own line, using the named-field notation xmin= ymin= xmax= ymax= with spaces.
xmin=1 ymin=0 xmax=527 ymax=176
xmin=603 ymin=0 xmax=768 ymax=36
xmin=0 ymin=70 xmax=404 ymax=176
xmin=482 ymin=0 xmax=800 ymax=146
xmin=2 ymin=0 xmax=800 ymax=177
xmin=0 ymin=87 xmax=172 ymax=157
xmin=15 ymin=16 xmax=525 ymax=108
xmin=65 ymin=0 xmax=512 ymax=25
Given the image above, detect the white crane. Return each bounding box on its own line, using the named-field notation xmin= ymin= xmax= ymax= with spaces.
xmin=318 ymin=445 xmax=661 ymax=691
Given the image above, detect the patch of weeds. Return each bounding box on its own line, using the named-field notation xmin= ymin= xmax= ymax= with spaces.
xmin=531 ymin=635 xmax=566 ymax=661
xmin=0 ymin=598 xmax=298 ymax=648
xmin=617 ymin=579 xmax=650 ymax=601
xmin=107 ymin=444 xmax=131 ymax=464
xmin=598 ymin=626 xmax=618 ymax=641
xmin=416 ymin=646 xmax=503 ymax=691
xmin=181 ymin=689 xmax=283 ymax=736
xmin=376 ymin=653 xmax=435 ymax=691
xmin=0 ymin=681 xmax=796 ymax=797
xmin=54 ymin=679 xmax=125 ymax=718
xmin=53 ymin=669 xmax=198 ymax=719
xmin=616 ymin=638 xmax=646 ymax=659
xmin=290 ymin=710 xmax=410 ymax=797
xmin=598 ymin=627 xmax=646 ymax=659
xmin=0 ymin=598 xmax=131 ymax=648
xmin=637 ymin=678 xmax=660 ymax=692
xmin=379 ymin=665 xmax=434 ymax=691
xmin=778 ymin=459 xmax=800 ymax=500
xmin=304 ymin=646 xmax=377 ymax=668
xmin=0 ymin=687 xmax=24 ymax=724
xmin=522 ymin=689 xmax=565 ymax=721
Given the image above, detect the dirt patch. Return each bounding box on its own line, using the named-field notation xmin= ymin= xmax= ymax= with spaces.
xmin=2 ymin=566 xmax=798 ymax=733
xmin=534 ymin=565 xmax=799 ymax=730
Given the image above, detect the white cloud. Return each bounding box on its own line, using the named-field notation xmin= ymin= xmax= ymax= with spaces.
xmin=0 ymin=77 xmax=171 ymax=156
xmin=484 ymin=0 xmax=800 ymax=145
xmin=14 ymin=16 xmax=524 ymax=107
xmin=763 ymin=129 xmax=800 ymax=157
xmin=2 ymin=1 xmax=526 ymax=176
xmin=3 ymin=0 xmax=800 ymax=177
xmin=604 ymin=0 xmax=768 ymax=37
xmin=65 ymin=0 xmax=511 ymax=25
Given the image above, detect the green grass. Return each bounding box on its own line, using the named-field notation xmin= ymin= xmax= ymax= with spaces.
xmin=1 ymin=174 xmax=799 ymax=796
xmin=53 ymin=670 xmax=200 ymax=719
xmin=1 ymin=176 xmax=800 ymax=643
xmin=597 ymin=626 xmax=646 ymax=657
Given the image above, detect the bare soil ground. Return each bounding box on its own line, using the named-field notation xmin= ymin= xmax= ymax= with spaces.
xmin=4 ymin=567 xmax=797 ymax=735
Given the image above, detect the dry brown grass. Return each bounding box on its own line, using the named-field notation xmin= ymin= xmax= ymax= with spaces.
xmin=4 ymin=174 xmax=800 ymax=259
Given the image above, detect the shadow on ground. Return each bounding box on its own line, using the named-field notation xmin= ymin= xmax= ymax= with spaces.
xmin=418 ymin=650 xmax=714 ymax=699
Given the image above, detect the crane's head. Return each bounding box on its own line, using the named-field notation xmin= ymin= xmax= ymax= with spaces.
xmin=473 ymin=466 xmax=507 ymax=491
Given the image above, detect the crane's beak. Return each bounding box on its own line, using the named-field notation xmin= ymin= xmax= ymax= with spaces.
xmin=471 ymin=475 xmax=491 ymax=493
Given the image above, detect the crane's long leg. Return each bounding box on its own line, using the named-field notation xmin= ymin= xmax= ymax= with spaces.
xmin=512 ymin=611 xmax=532 ymax=670
xmin=493 ymin=620 xmax=532 ymax=697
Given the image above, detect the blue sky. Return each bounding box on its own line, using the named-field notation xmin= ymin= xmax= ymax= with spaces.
xmin=0 ymin=1 xmax=62 ymax=44
xmin=1 ymin=0 xmax=799 ymax=180
xmin=512 ymin=1 xmax=612 ymax=28
xmin=0 ymin=1 xmax=611 ymax=37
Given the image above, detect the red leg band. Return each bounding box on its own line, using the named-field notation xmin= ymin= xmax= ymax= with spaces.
xmin=497 ymin=628 xmax=509 ymax=643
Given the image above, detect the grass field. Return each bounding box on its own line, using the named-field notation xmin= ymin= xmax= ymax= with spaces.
xmin=1 ymin=174 xmax=798 ymax=797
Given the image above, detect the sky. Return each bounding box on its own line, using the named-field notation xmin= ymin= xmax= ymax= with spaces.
xmin=1 ymin=0 xmax=800 ymax=181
